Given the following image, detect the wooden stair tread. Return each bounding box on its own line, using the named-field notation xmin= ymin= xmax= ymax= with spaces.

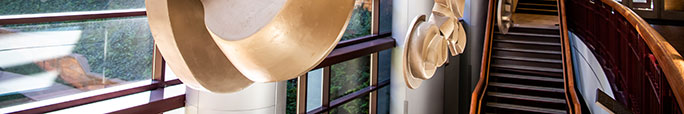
xmin=517 ymin=8 xmax=558 ymax=13
xmin=489 ymin=82 xmax=565 ymax=93
xmin=491 ymin=64 xmax=563 ymax=73
xmin=493 ymin=55 xmax=562 ymax=64
xmin=493 ymin=47 xmax=562 ymax=55
xmin=490 ymin=72 xmax=564 ymax=83
xmin=496 ymin=32 xmax=560 ymax=38
xmin=496 ymin=39 xmax=561 ymax=46
xmin=487 ymin=92 xmax=566 ymax=104
xmin=486 ymin=102 xmax=567 ymax=114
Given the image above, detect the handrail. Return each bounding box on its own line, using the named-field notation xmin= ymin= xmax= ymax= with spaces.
xmin=469 ymin=0 xmax=496 ymax=113
xmin=594 ymin=0 xmax=684 ymax=110
xmin=556 ymin=0 xmax=582 ymax=113
xmin=0 ymin=9 xmax=147 ymax=25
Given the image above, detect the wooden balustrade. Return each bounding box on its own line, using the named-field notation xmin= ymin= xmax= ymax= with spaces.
xmin=565 ymin=0 xmax=684 ymax=113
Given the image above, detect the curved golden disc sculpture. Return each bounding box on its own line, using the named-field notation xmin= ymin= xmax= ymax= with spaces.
xmin=145 ymin=0 xmax=253 ymax=93
xmin=209 ymin=0 xmax=355 ymax=82
xmin=403 ymin=15 xmax=428 ymax=88
xmin=403 ymin=0 xmax=468 ymax=89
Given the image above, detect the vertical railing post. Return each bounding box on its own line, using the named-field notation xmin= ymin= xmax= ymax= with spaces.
xmin=321 ymin=67 xmax=331 ymax=114
xmin=370 ymin=0 xmax=380 ymax=113
xmin=152 ymin=45 xmax=165 ymax=84
xmin=297 ymin=74 xmax=308 ymax=114
xmin=369 ymin=52 xmax=379 ymax=114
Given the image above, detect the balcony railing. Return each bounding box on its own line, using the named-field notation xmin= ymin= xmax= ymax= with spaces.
xmin=566 ymin=0 xmax=684 ymax=113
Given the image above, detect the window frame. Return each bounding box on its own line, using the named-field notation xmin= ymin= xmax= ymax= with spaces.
xmin=0 ymin=0 xmax=394 ymax=113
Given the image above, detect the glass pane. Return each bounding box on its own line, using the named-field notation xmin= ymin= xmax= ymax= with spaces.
xmin=665 ymin=0 xmax=684 ymax=11
xmin=379 ymin=0 xmax=393 ymax=34
xmin=330 ymin=56 xmax=370 ymax=100
xmin=306 ymin=68 xmax=323 ymax=111
xmin=286 ymin=78 xmax=297 ymax=114
xmin=330 ymin=96 xmax=369 ymax=114
xmin=377 ymin=86 xmax=390 ymax=114
xmin=0 ymin=16 xmax=154 ymax=108
xmin=341 ymin=0 xmax=373 ymax=41
xmin=0 ymin=0 xmax=145 ymax=16
xmin=164 ymin=63 xmax=178 ymax=81
xmin=378 ymin=49 xmax=391 ymax=82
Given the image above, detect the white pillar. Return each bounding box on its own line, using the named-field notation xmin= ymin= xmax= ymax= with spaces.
xmin=185 ymin=81 xmax=286 ymax=114
xmin=390 ymin=0 xmax=445 ymax=114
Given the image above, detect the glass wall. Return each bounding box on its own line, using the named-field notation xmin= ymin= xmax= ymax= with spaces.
xmin=341 ymin=0 xmax=373 ymax=41
xmin=0 ymin=16 xmax=154 ymax=108
xmin=0 ymin=0 xmax=145 ymax=16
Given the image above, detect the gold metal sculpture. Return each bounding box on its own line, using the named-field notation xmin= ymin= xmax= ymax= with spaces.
xmin=403 ymin=0 xmax=467 ymax=89
xmin=208 ymin=0 xmax=355 ymax=82
xmin=146 ymin=0 xmax=253 ymax=93
xmin=146 ymin=0 xmax=354 ymax=93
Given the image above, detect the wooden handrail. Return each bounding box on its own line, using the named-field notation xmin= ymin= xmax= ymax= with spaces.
xmin=469 ymin=0 xmax=497 ymax=113
xmin=595 ymin=0 xmax=684 ymax=110
xmin=556 ymin=0 xmax=582 ymax=113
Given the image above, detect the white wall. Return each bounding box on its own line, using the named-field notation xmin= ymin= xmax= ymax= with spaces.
xmin=390 ymin=0 xmax=445 ymax=113
xmin=184 ymin=82 xmax=286 ymax=114
xmin=569 ymin=32 xmax=614 ymax=114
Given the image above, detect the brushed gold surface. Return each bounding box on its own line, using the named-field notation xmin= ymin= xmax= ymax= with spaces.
xmin=145 ymin=0 xmax=253 ymax=93
xmin=210 ymin=0 xmax=356 ymax=82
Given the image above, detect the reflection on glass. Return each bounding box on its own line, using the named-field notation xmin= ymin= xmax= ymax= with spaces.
xmin=632 ymin=0 xmax=653 ymax=11
xmin=377 ymin=86 xmax=390 ymax=114
xmin=379 ymin=0 xmax=393 ymax=34
xmin=330 ymin=56 xmax=370 ymax=113
xmin=0 ymin=0 xmax=145 ymax=16
xmin=341 ymin=0 xmax=373 ymax=41
xmin=0 ymin=17 xmax=153 ymax=108
xmin=306 ymin=68 xmax=323 ymax=112
xmin=665 ymin=0 xmax=684 ymax=11
xmin=286 ymin=78 xmax=297 ymax=114
xmin=330 ymin=96 xmax=369 ymax=114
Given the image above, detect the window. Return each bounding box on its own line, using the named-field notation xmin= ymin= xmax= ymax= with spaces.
xmin=0 ymin=16 xmax=154 ymax=108
xmin=341 ymin=0 xmax=373 ymax=41
xmin=329 ymin=56 xmax=371 ymax=114
xmin=0 ymin=0 xmax=145 ymax=16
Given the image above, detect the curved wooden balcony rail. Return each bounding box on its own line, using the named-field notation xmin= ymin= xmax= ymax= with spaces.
xmin=469 ymin=0 xmax=496 ymax=113
xmin=557 ymin=0 xmax=583 ymax=113
xmin=566 ymin=0 xmax=684 ymax=113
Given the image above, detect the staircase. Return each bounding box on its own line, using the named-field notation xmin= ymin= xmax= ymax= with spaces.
xmin=515 ymin=0 xmax=558 ymax=15
xmin=482 ymin=26 xmax=568 ymax=114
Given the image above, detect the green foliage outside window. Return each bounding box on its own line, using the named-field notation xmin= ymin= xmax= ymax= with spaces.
xmin=285 ymin=4 xmax=373 ymax=114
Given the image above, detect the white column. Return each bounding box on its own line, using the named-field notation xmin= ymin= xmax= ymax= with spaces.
xmin=185 ymin=81 xmax=286 ymax=114
xmin=390 ymin=0 xmax=445 ymax=114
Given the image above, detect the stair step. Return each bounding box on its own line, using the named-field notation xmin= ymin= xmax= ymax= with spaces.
xmin=494 ymin=47 xmax=562 ymax=55
xmin=490 ymin=73 xmax=564 ymax=83
xmin=518 ymin=3 xmax=557 ymax=7
xmin=492 ymin=64 xmax=563 ymax=73
xmin=488 ymin=92 xmax=566 ymax=104
xmin=517 ymin=8 xmax=558 ymax=13
xmin=493 ymin=56 xmax=562 ymax=64
xmin=489 ymin=82 xmax=565 ymax=93
xmin=486 ymin=102 xmax=567 ymax=114
xmin=496 ymin=32 xmax=560 ymax=38
xmin=496 ymin=39 xmax=561 ymax=46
